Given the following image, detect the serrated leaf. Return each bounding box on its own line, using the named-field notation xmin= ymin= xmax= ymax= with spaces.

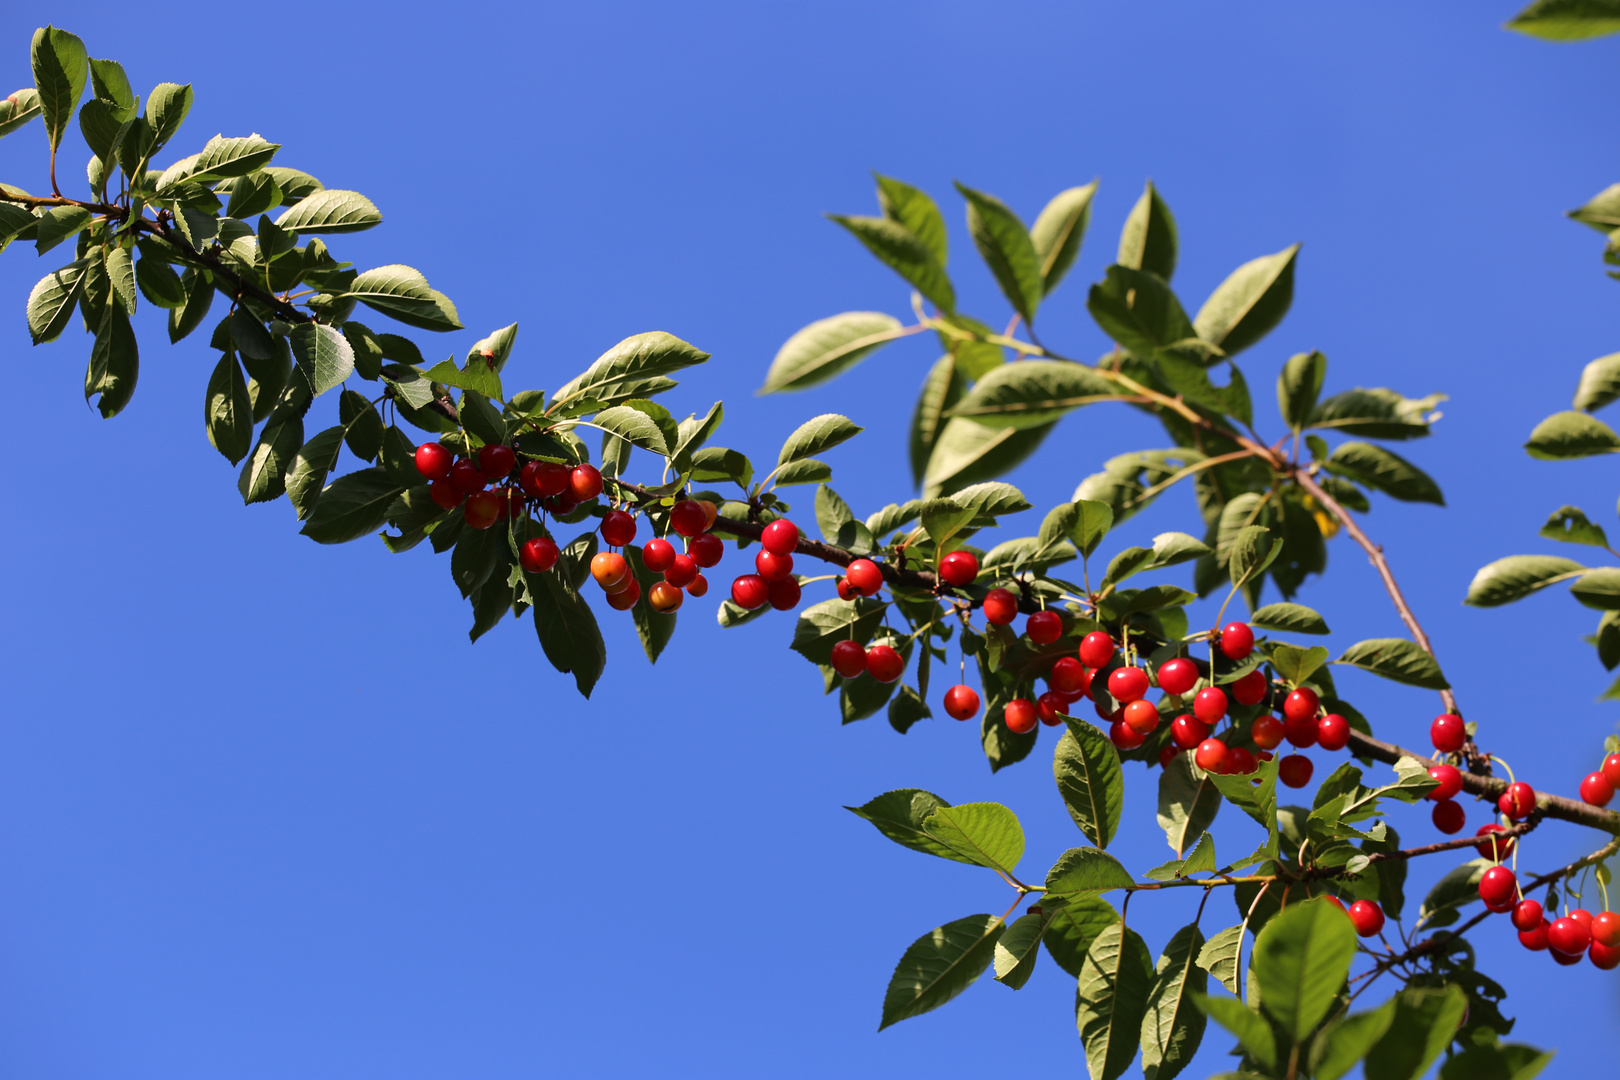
xmin=0 ymin=87 xmax=42 ymax=139
xmin=1158 ymin=754 xmax=1222 ymax=855
xmin=1140 ymin=923 xmax=1207 ymax=1080
xmin=1076 ymin=922 xmax=1154 ymax=1080
xmin=530 ymin=570 xmax=606 ymax=698
xmin=1044 ymin=897 xmax=1120 ymax=977
xmin=879 ymin=915 xmax=1003 ymax=1029
xmin=288 ymin=322 xmax=355 ymax=397
xmin=1196 ymin=925 xmax=1246 ymax=996
xmin=1250 ymin=602 xmax=1330 ymax=634
xmin=593 ymin=404 xmax=670 ymax=455
xmin=274 ymin=188 xmax=382 ymax=234
xmin=1118 ymin=180 xmax=1177 ymax=281
xmin=238 ymin=407 xmax=303 ymax=505
xmin=145 ymin=82 xmax=192 ymax=153
xmin=1324 ymin=441 xmax=1444 ymax=504
xmin=829 ymin=213 xmax=954 ymax=313
xmin=1055 ymin=720 xmax=1125 ymax=849
xmin=1045 ymin=847 xmax=1134 ymax=900
xmin=1269 ymin=644 xmax=1330 ymax=685
xmin=1195 ymin=994 xmax=1275 ymax=1071
xmin=1195 ymin=245 xmax=1298 ymax=358
xmin=950 ymin=359 xmax=1122 ymax=428
xmin=922 ymin=803 xmax=1024 ymax=873
xmin=204 ymin=351 xmax=253 ymax=463
xmin=778 ymin=413 xmax=863 ymax=465
xmin=1087 ymin=264 xmax=1196 ymax=358
xmin=551 ymin=331 xmax=709 ymax=407
xmin=1311 ymin=1001 xmax=1396 ymax=1080
xmin=923 ymin=417 xmax=1054 ymax=496
xmin=1335 ymin=638 xmax=1449 ymax=689
xmin=1251 ymin=899 xmax=1356 ymax=1041
xmin=342 ymin=263 xmax=460 ymax=331
xmin=1525 ymin=410 xmax=1620 ymax=458
xmin=957 ymin=182 xmax=1043 ymax=324
xmin=1031 ymin=181 xmax=1098 ymax=295
xmin=789 ymin=597 xmax=887 ymax=665
xmin=760 ymin=311 xmax=906 ymax=393
xmin=26 ymin=259 xmax=87 ymax=344
xmin=1417 ymin=858 xmax=1490 ymax=928
xmin=31 ymin=26 xmax=87 ymax=154
xmin=84 ymin=302 xmax=139 ymax=417
xmin=1228 ymin=525 xmax=1282 ymax=590
xmin=875 ymin=173 xmax=947 ymax=265
xmin=993 ymin=909 xmax=1049 ymax=989
xmin=283 ymin=426 xmax=345 ymax=520
xmin=1364 ymin=986 xmax=1469 ymax=1080
xmin=421 ymin=357 xmax=503 ymax=401
xmin=769 ymin=457 xmax=829 ymax=487
xmin=1466 ymin=554 xmax=1588 ymax=606
xmin=298 ymin=467 xmax=405 ymax=543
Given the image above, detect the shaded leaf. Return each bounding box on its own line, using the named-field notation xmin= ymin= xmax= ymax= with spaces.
xmin=1335 ymin=638 xmax=1449 ymax=690
xmin=1055 ymin=719 xmax=1125 ymax=848
xmin=1030 ymin=181 xmax=1098 ymax=295
xmin=950 ymin=359 xmax=1121 ymax=428
xmin=1194 ymin=245 xmax=1298 ymax=356
xmin=829 ymin=213 xmax=954 ymax=313
xmin=1250 ymin=602 xmax=1330 ymax=634
xmin=761 ymin=311 xmax=907 ymax=393
xmin=957 ymin=182 xmax=1043 ymax=324
xmin=1118 ymin=180 xmax=1177 ymax=281
xmin=879 ymin=915 xmax=1003 ymax=1029
xmin=1525 ymin=410 xmax=1620 ymax=459
xmin=1325 ymin=441 xmax=1444 ymax=504
xmin=1465 ymin=554 xmax=1587 ymax=606
xmin=1076 ymin=922 xmax=1155 ymax=1080
xmin=921 ymin=802 xmax=1025 ymax=873
xmin=1140 ymin=923 xmax=1207 ymax=1080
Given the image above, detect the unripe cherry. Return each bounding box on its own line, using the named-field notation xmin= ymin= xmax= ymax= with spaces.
xmin=1475 ymin=824 xmax=1515 ymax=861
xmin=1592 ymin=911 xmax=1620 ymax=947
xmin=1078 ymin=632 xmax=1115 ymax=669
xmin=845 ymin=558 xmax=884 ymax=597
xmin=642 ymin=537 xmax=677 ymax=573
xmin=1026 ymin=610 xmax=1063 ymax=644
xmin=1231 ymin=668 xmax=1269 ymax=706
xmin=1519 ymin=920 xmax=1550 ymax=951
xmin=1278 ymin=754 xmax=1314 ymax=788
xmin=1251 ymin=715 xmax=1285 ymax=750
xmin=1431 ymin=714 xmax=1466 ymax=754
xmin=476 ymin=443 xmax=515 ymax=481
xmin=451 ymin=458 xmax=487 ymax=494
xmin=568 ymin=463 xmax=603 ymax=501
xmin=1317 ymin=714 xmax=1350 ymax=752
xmin=1004 ymin=698 xmax=1038 ymax=734
xmin=1512 ymin=899 xmax=1545 ymax=933
xmin=464 ymin=490 xmax=501 ymax=529
xmin=866 ymin=644 xmax=904 ymax=683
xmin=689 ymin=531 xmax=724 ymax=568
xmin=1427 ymin=764 xmax=1463 ymax=802
xmin=939 ymin=550 xmax=979 ymax=587
xmin=829 ymin=641 xmax=865 ymax=680
xmin=1227 ymin=747 xmax=1256 ymax=775
xmin=944 ymin=685 xmax=980 ymax=721
xmin=1218 ymin=621 xmax=1254 ymax=660
xmin=1108 ymin=666 xmax=1150 ymax=703
xmin=1282 ymin=687 xmax=1320 ymax=723
xmin=1549 ymin=915 xmax=1592 ymax=956
xmin=1123 ymin=699 xmax=1160 ymax=734
xmin=648 ymin=581 xmax=684 ymax=613
xmin=1109 ymin=719 xmax=1144 ymax=750
xmin=1036 ymin=692 xmax=1070 ymax=726
xmin=670 ymin=499 xmax=708 ymax=538
xmin=1157 ymin=657 xmax=1197 ymax=697
xmin=1605 ymin=753 xmax=1620 ymax=789
xmin=731 ymin=573 xmax=769 ymax=610
xmin=414 ymin=441 xmax=453 ymax=480
xmin=1590 ymin=940 xmax=1620 ymax=970
xmin=983 ymin=588 xmax=1018 ymax=625
xmin=1194 ymin=738 xmax=1228 ymax=774
xmin=1050 ymin=656 xmax=1087 ymax=694
xmin=590 ymin=551 xmax=630 ymax=590
xmin=664 ymin=553 xmax=699 ymax=588
xmin=755 ymin=549 xmax=794 ymax=581
xmin=767 ymin=576 xmax=801 ymax=610
xmin=1580 ymin=771 xmax=1615 ymax=807
xmin=1192 ymin=686 xmax=1227 ymax=724
xmin=686 ymin=574 xmax=708 ymax=597
xmin=762 ymin=519 xmax=800 ymax=556
xmin=605 ymin=577 xmax=640 ymax=610
xmin=1500 ymin=782 xmax=1537 ymax=821
xmin=429 ymin=478 xmax=464 ymax=510
xmin=1478 ymin=865 xmax=1518 ymax=910
xmin=1171 ymin=715 xmax=1209 ymax=750
xmin=1432 ymin=799 xmax=1466 ymax=834
xmin=1348 ymin=899 xmax=1385 ymax=937
xmin=519 ymin=536 xmax=559 ymax=574
xmin=600 ymin=510 xmax=636 ymax=547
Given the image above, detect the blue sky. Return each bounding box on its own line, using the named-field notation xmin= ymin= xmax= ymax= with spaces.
xmin=1 ymin=2 xmax=1618 ymax=1077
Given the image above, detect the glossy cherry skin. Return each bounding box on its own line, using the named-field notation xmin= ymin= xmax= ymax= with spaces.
xmin=1348 ymin=900 xmax=1385 ymax=938
xmin=1573 ymin=908 xmax=1594 ymax=931
xmin=1109 ymin=666 xmax=1151 ymax=704
xmin=767 ymin=576 xmax=801 ymax=611
xmin=464 ymin=490 xmax=502 ymax=529
xmin=1580 ymin=771 xmax=1615 ymax=807
xmin=1431 ymin=714 xmax=1466 ymax=754
xmin=600 ymin=510 xmax=636 ymax=547
xmin=944 ymin=685 xmax=981 ymax=721
xmin=1171 ymin=715 xmax=1210 ymax=750
xmin=1477 ymin=866 xmax=1518 ymax=910
xmin=761 ymin=519 xmax=800 ymax=556
xmin=642 ymin=538 xmax=677 ymax=573
xmin=688 ymin=532 xmax=724 ymax=569
xmin=866 ymin=645 xmax=904 ymax=684
xmin=451 ymin=458 xmax=487 ymax=495
xmin=731 ymin=573 xmax=770 ymax=610
xmin=1519 ymin=920 xmax=1550 ymax=951
xmin=1218 ymin=621 xmax=1254 ymax=660
xmin=568 ymin=463 xmax=603 ymax=502
xmin=476 ymin=443 xmax=515 ymax=481
xmin=1590 ymin=940 xmax=1620 ymax=970
xmin=1036 ymin=692 xmax=1070 ymax=726
xmin=1158 ymin=746 xmax=1178 ymax=768
xmin=1050 ymin=656 xmax=1087 ymax=694
xmin=1317 ymin=714 xmax=1350 ymax=752
xmin=1004 ymin=698 xmax=1038 ymax=734
xmin=1282 ymin=687 xmax=1320 ymax=723
xmin=1431 ymin=800 xmax=1466 ymax=835
xmin=1194 ymin=738 xmax=1228 ymax=774
xmin=664 ymin=554 xmax=699 ymax=588
xmin=1123 ymin=699 xmax=1160 ymax=735
xmin=829 ymin=640 xmax=868 ymax=678
xmin=686 ymin=574 xmax=709 ymax=597
xmin=1278 ymin=754 xmax=1314 ymax=788
xmin=1500 ymin=782 xmax=1536 ymax=821
xmin=1593 ymin=911 xmax=1620 ymax=948
xmin=519 ymin=536 xmax=559 ymax=573
xmin=1552 ymin=945 xmax=1585 ymax=966
xmin=1284 ymin=715 xmax=1319 ymax=749
xmin=1251 ymin=715 xmax=1285 ymax=751
xmin=591 ymin=552 xmax=631 ymax=590
xmin=1193 ymin=686 xmax=1228 ymax=724
xmin=982 ymin=588 xmax=1019 ymax=625
xmin=648 ymin=581 xmax=684 ymax=613
xmin=1549 ymin=915 xmax=1592 ymax=956
xmin=414 ymin=441 xmax=453 ymax=480
xmin=755 ymin=549 xmax=794 ymax=581
xmin=939 ymin=550 xmax=979 ymax=587
xmin=1078 ymin=632 xmax=1115 ymax=669
xmin=1427 ymin=764 xmax=1463 ymax=802
xmin=670 ymin=499 xmax=708 ymax=538
xmin=1475 ymin=824 xmax=1515 ymax=861
xmin=605 ymin=577 xmax=640 ymax=611
xmin=1605 ymin=753 xmax=1620 ymax=789
xmin=1026 ymin=610 xmax=1063 ymax=645
xmin=1157 ymin=658 xmax=1198 ymax=697
xmin=845 ymin=558 xmax=884 ymax=597
xmin=697 ymin=500 xmax=719 ymax=531
xmin=1512 ymin=900 xmax=1545 ymax=933
xmin=429 ymin=478 xmax=464 ymax=510
xmin=835 ymin=578 xmax=857 ymax=601
xmin=1109 ymin=719 xmax=1145 ymax=750
xmin=1231 ymin=668 xmax=1269 ymax=706
xmin=1227 ymin=747 xmax=1256 ymax=775
xmin=541 ymin=493 xmax=578 ymax=516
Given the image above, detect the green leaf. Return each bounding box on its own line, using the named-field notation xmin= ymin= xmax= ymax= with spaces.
xmin=887 ymin=685 xmax=931 ymax=733
xmin=1054 ymin=720 xmax=1125 ymax=849
xmin=1466 ymin=554 xmax=1587 ymax=606
xmin=1157 ymin=754 xmax=1221 ymax=856
xmin=949 ymin=359 xmax=1121 ymax=428
xmin=299 ymin=468 xmax=405 ymax=543
xmin=690 ymin=447 xmax=753 ymax=488
xmin=145 ymin=82 xmax=192 ymax=154
xmin=1268 ymin=644 xmax=1330 ymax=686
xmin=1087 ymin=265 xmax=1196 ymax=358
xmin=828 ymin=213 xmax=954 ymax=313
xmin=0 ymin=87 xmax=42 ymax=138
xmin=1277 ymin=351 xmax=1327 ymax=430
xmin=1076 ymin=922 xmax=1155 ymax=1080
xmin=875 ymin=173 xmax=947 ymax=266
xmin=223 ymin=171 xmax=282 ymax=219
xmin=910 ymin=354 xmax=965 ymax=487
xmin=1043 ymin=897 xmax=1120 ymax=977
xmin=1335 ymin=638 xmax=1449 ymax=689
xmin=1250 ymin=602 xmax=1330 ymax=634
xmin=1307 ymin=387 xmax=1445 ymax=440
xmin=1194 ymin=245 xmax=1298 ymax=356
xmin=1525 ymin=410 xmax=1620 ymax=459
xmin=1438 ymin=1042 xmax=1555 ymax=1080
xmin=1417 ymin=858 xmax=1490 ymax=928
xmin=85 ymin=302 xmax=139 ymax=418
xmin=1118 ymin=180 xmax=1177 ymax=281
xmin=34 ymin=204 xmax=90 ymax=255
xmin=918 ymin=497 xmax=975 ymax=550
xmin=1324 ymin=441 xmax=1444 ymax=504
xmin=1195 ymin=994 xmax=1276 ymax=1072
xmin=956 ymin=183 xmax=1043 ymax=324
xmin=789 ymin=597 xmax=887 ymax=665
xmin=1507 ymin=0 xmax=1620 ymax=39
xmin=1150 ymin=531 xmax=1212 ymax=568
xmin=342 ymin=264 xmax=460 ymax=331
xmin=1251 ymin=898 xmax=1356 ymax=1042
xmin=766 ymin=457 xmax=826 ymax=487
xmin=1363 ymin=985 xmax=1469 ymax=1080
xmin=1145 ymin=833 xmax=1218 ymax=882
xmin=1541 ymin=504 xmax=1609 ymax=547
xmin=921 ymin=803 xmax=1025 ymax=873
xmin=1570 ymin=566 xmax=1620 ymax=609
xmin=530 ymin=570 xmax=606 ymax=697
xmin=288 ymin=322 xmax=355 ymax=397
xmin=1045 ymin=847 xmax=1134 ymax=899
xmin=204 ymin=351 xmax=253 ymax=464
xmin=30 ymin=26 xmax=87 ymax=154
xmin=594 ymin=404 xmax=670 ymax=456
xmin=283 ymin=426 xmax=345 ymax=521
xmin=624 ymin=544 xmax=676 ymax=663
xmin=923 ymin=417 xmax=1054 ymax=497
xmin=879 ymin=915 xmax=1003 ymax=1029
xmin=1228 ymin=525 xmax=1282 ymax=590
xmin=26 ymin=259 xmax=87 ymax=344
xmin=274 ymin=188 xmax=382 ymax=234
xmin=1573 ymin=351 xmax=1620 ymax=411
xmin=992 ymin=909 xmax=1049 ymax=990
xmin=168 ymin=268 xmax=213 ymax=343
xmin=1140 ymin=923 xmax=1207 ymax=1080
xmin=158 ymin=133 xmax=279 ymax=189
xmin=778 ymin=413 xmax=863 ymax=466
xmin=104 ymin=244 xmax=136 ymax=315
xmin=459 ymin=390 xmax=507 ymax=447
xmin=134 ymin=248 xmax=185 ymax=308
xmin=551 ymin=331 xmax=709 ymax=406
xmin=339 ymin=389 xmax=385 ymax=461
xmin=1311 ymin=1001 xmax=1396 ymax=1080
xmin=846 ymin=789 xmax=974 ymax=863
xmin=760 ymin=311 xmax=906 ymax=394
xmin=238 ymin=405 xmax=303 ymax=505
xmin=1030 ymin=181 xmax=1098 ymax=295
xmin=1196 ymin=925 xmax=1246 ymax=996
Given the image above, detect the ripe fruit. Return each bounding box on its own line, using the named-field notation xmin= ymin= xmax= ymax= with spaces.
xmin=1605 ymin=753 xmax=1620 ymax=788
xmin=476 ymin=443 xmax=515 ymax=481
xmin=600 ymin=510 xmax=636 ymax=547
xmin=522 ymin=461 xmax=571 ymax=498
xmin=429 ymin=478 xmax=463 ymax=510
xmin=642 ymin=538 xmax=677 ymax=573
xmin=1278 ymin=754 xmax=1314 ymax=788
xmin=1573 ymin=908 xmax=1594 ymax=931
xmin=1123 ymin=699 xmax=1160 ymax=734
xmin=499 ymin=487 xmax=524 ymax=517
xmin=1079 ymin=632 xmax=1115 ymax=669
xmin=755 ymin=549 xmax=794 ymax=581
xmin=1218 ymin=621 xmax=1254 ymax=660
xmin=836 ymin=577 xmax=857 ymax=600
xmin=542 ymin=493 xmax=578 ymax=516
xmin=944 ymin=685 xmax=981 ymax=721
xmin=591 ymin=552 xmax=630 ymax=590
xmin=1552 ymin=946 xmax=1585 ymax=966
xmin=1193 ymin=686 xmax=1228 ymax=724
xmin=519 ymin=536 xmax=559 ymax=573
xmin=697 ymin=500 xmax=719 ymax=531
xmin=669 ymin=500 xmax=707 ymax=538
xmin=1004 ymin=698 xmax=1038 ymax=734
xmin=1037 ymin=692 xmax=1070 ymax=726
xmin=1550 ymin=915 xmax=1592 ymax=956
xmin=1050 ymin=656 xmax=1087 ymax=694
xmin=1157 ymin=658 xmax=1197 ymax=697
xmin=939 ymin=550 xmax=979 ymax=587
xmin=1478 ymin=866 xmax=1518 ymax=910
xmin=1158 ymin=746 xmax=1178 ymax=768
xmin=464 ymin=490 xmax=501 ymax=529
xmin=451 ymin=458 xmax=487 ymax=494
xmin=1171 ymin=715 xmax=1210 ymax=750
xmin=1195 ymin=738 xmax=1228 ymax=773
xmin=605 ymin=577 xmax=641 ymax=610
xmin=767 ymin=576 xmax=802 ymax=610
xmin=830 ymin=640 xmax=868 ymax=678
xmin=1432 ymin=800 xmax=1466 ymax=834
xmin=1500 ymin=781 xmax=1536 ymax=821
xmin=761 ymin=519 xmax=800 ymax=556
xmin=1026 ymin=610 xmax=1063 ymax=644
xmin=1227 ymin=747 xmax=1256 ymax=775
xmin=867 ymin=645 xmax=904 ymax=683
xmin=664 ymin=554 xmax=699 ymax=588
xmin=1109 ymin=666 xmax=1150 ymax=703
xmin=1110 ymin=719 xmax=1145 ymax=750
xmin=1513 ymin=900 xmax=1545 ymax=933
xmin=1427 ymin=764 xmax=1463 ymax=801
xmin=983 ymin=588 xmax=1018 ymax=625
xmin=1580 ymin=771 xmax=1615 ymax=807
xmin=846 ymin=558 xmax=884 ymax=597
xmin=1519 ymin=920 xmax=1550 ymax=951
xmin=1594 ymin=911 xmax=1620 ymax=948
xmin=1431 ymin=714 xmax=1466 ymax=754
xmin=648 ymin=581 xmax=684 ymax=613
xmin=731 ymin=574 xmax=769 ymax=610
xmin=1590 ymin=940 xmax=1620 ymax=970
xmin=1317 ymin=713 xmax=1350 ymax=752
xmin=1231 ymin=668 xmax=1268 ymax=706
xmin=686 ymin=574 xmax=708 ymax=597
xmin=1284 ymin=714 xmax=1319 ymax=749
xmin=569 ymin=463 xmax=603 ymax=501
xmin=689 ymin=532 xmax=724 ymax=568
xmin=1251 ymin=715 xmax=1285 ymax=750
xmin=414 ymin=442 xmax=453 ymax=480
xmin=1282 ymin=687 xmax=1320 ymax=723
xmin=1348 ymin=900 xmax=1385 ymax=938
xmin=1475 ymin=824 xmax=1515 ymax=861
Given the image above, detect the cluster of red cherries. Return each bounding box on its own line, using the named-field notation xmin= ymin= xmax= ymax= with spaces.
xmin=586 ymin=498 xmax=726 ymax=613
xmin=414 ymin=440 xmax=605 ymax=537
xmin=1477 ymin=863 xmax=1620 ymax=970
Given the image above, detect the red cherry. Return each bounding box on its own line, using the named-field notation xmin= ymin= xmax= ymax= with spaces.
xmin=1519 ymin=919 xmax=1550 ymax=951
xmin=568 ymin=463 xmax=603 ymax=502
xmin=1427 ymin=764 xmax=1463 ymax=801
xmin=1279 ymin=754 xmax=1314 ymax=788
xmin=1431 ymin=714 xmax=1466 ymax=754
xmin=1605 ymin=753 xmax=1620 ymax=789
xmin=476 ymin=443 xmax=515 ymax=481
xmin=731 ymin=574 xmax=769 ymax=610
xmin=688 ymin=532 xmax=724 ymax=568
xmin=767 ymin=576 xmax=801 ymax=610
xmin=1475 ymin=824 xmax=1515 ymax=861
xmin=1282 ymin=687 xmax=1320 ymax=723
xmin=1193 ymin=686 xmax=1228 ymax=724
xmin=464 ymin=490 xmax=501 ymax=529
xmin=939 ymin=550 xmax=979 ymax=587
xmin=944 ymin=685 xmax=981 ymax=721
xmin=845 ymin=558 xmax=885 ymax=597
xmin=866 ymin=645 xmax=904 ymax=683
xmin=414 ymin=441 xmax=453 ymax=480
xmin=1108 ymin=666 xmax=1150 ymax=703
xmin=1590 ymin=940 xmax=1620 ymax=970
xmin=1219 ymin=621 xmax=1254 ymax=660
xmin=835 ymin=577 xmax=857 ymax=601
xmin=1171 ymin=715 xmax=1210 ymax=750
xmin=669 ymin=499 xmax=707 ymax=538
xmin=1050 ymin=657 xmax=1087 ymax=694
xmin=499 ymin=487 xmax=524 ymax=518
xmin=1227 ymin=747 xmax=1256 ymax=775
xmin=1231 ymin=668 xmax=1269 ymax=706
xmin=1094 ymin=697 xmax=1119 ymax=723
xmin=1501 ymin=781 xmax=1536 ymax=821
xmin=1432 ymin=800 xmax=1466 ymax=834
xmin=1347 ymin=900 xmax=1385 ymax=937
xmin=642 ymin=538 xmax=677 ymax=573
xmin=1026 ymin=610 xmax=1063 ymax=644
xmin=1109 ymin=719 xmax=1145 ymax=750
xmin=451 ymin=458 xmax=487 ymax=494
xmin=1123 ymin=699 xmax=1160 ymax=734
xmin=1078 ymin=632 xmax=1115 ymax=669
xmin=519 ymin=536 xmax=559 ymax=573
xmin=1004 ymin=698 xmax=1038 ymax=734
xmin=1284 ymin=714 xmax=1319 ymax=749
xmin=648 ymin=581 xmax=684 ymax=613
xmin=755 ymin=549 xmax=794 ymax=581
xmin=1317 ymin=714 xmax=1350 ymax=752
xmin=605 ymin=577 xmax=641 ymax=611
xmin=664 ymin=553 xmax=699 ymax=588
xmin=530 ymin=462 xmax=571 ymax=497
xmin=1593 ymin=911 xmax=1620 ymax=947
xmin=541 ymin=493 xmax=578 ymax=516
xmin=983 ymin=588 xmax=1019 ymax=625
xmin=1036 ymin=692 xmax=1070 ymax=726
xmin=1553 ymin=945 xmax=1585 ymax=965
xmin=1157 ymin=658 xmax=1197 ymax=697
xmin=1478 ymin=866 xmax=1518 ymax=909
xmin=1194 ymin=738 xmax=1228 ymax=773
xmin=1158 ymin=745 xmax=1178 ymax=768
xmin=1580 ymin=771 xmax=1615 ymax=807
xmin=600 ymin=510 xmax=636 ymax=547
xmin=1512 ymin=900 xmax=1545 ymax=933
xmin=1251 ymin=716 xmax=1285 ymax=750
xmin=761 ymin=519 xmax=800 ymax=556
xmin=429 ymin=478 xmax=464 ymax=510
xmin=1550 ymin=915 xmax=1592 ymax=956
xmin=1573 ymin=908 xmax=1595 ymax=931
xmin=686 ymin=574 xmax=708 ymax=597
